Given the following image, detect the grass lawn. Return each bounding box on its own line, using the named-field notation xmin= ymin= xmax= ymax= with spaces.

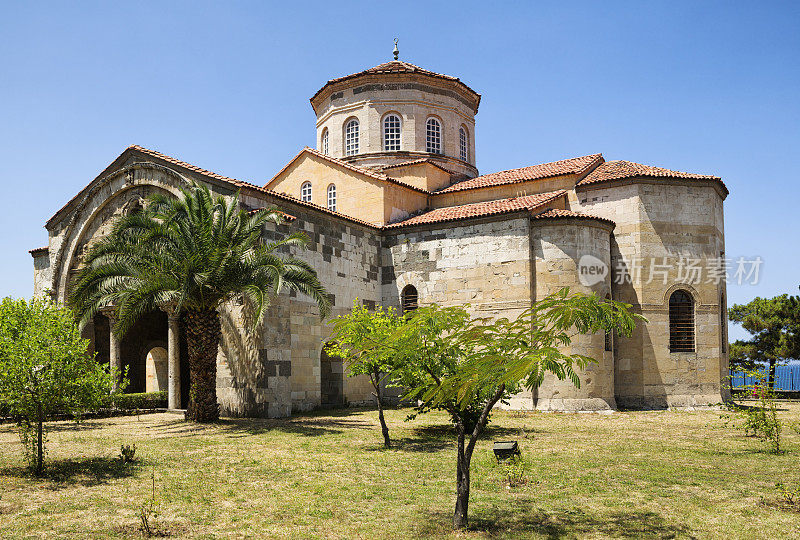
xmin=1 ymin=404 xmax=799 ymax=539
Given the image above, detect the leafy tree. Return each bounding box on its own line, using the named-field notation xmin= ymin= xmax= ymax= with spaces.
xmin=729 ymin=292 xmax=800 ymax=389
xmin=0 ymin=297 xmax=116 ymax=475
xmin=391 ymin=289 xmax=642 ymax=530
xmin=70 ymin=183 xmax=330 ymax=422
xmin=327 ymin=301 xmax=403 ymax=448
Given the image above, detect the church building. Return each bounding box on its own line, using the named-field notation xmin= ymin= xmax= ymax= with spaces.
xmin=30 ymin=52 xmax=731 ymax=415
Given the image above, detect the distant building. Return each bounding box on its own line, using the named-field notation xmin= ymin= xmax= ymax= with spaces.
xmin=31 ymin=53 xmax=730 ymax=415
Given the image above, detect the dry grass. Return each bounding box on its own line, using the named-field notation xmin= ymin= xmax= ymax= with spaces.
xmin=1 ymin=403 xmax=799 ymax=539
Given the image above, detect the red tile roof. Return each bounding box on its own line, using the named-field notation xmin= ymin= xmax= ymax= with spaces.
xmin=386 ymin=190 xmax=567 ymax=229
xmin=29 ymin=246 xmax=49 ymax=255
xmin=311 ymin=60 xmax=481 ymax=111
xmin=247 ymin=208 xmax=296 ymax=221
xmin=436 ymin=154 xmax=604 ymax=194
xmin=379 ymin=158 xmax=455 ymax=175
xmin=578 ymin=160 xmax=727 ymax=193
xmin=266 ymin=147 xmax=432 ymax=195
xmin=531 ymin=208 xmax=615 ymax=226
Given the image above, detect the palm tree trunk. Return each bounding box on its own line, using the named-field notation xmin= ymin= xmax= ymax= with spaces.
xmin=183 ymin=309 xmax=221 ymax=422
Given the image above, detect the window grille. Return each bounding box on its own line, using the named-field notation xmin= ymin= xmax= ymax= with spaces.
xmin=301 ymin=182 xmax=312 ymax=203
xmin=345 ymin=119 xmax=359 ymax=156
xmin=401 ymin=285 xmax=418 ymax=314
xmin=459 ymin=127 xmax=468 ymax=161
xmin=327 ymin=184 xmax=336 ymax=212
xmin=384 ymin=114 xmax=401 ymax=151
xmin=321 ymin=129 xmax=329 ymax=155
xmin=426 ymin=118 xmax=441 ymax=154
xmin=669 ymin=290 xmax=695 ymax=352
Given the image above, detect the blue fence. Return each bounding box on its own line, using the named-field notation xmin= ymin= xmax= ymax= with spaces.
xmin=730 ymin=365 xmax=800 ymax=392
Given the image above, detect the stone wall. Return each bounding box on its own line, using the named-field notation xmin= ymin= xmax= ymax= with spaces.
xmin=531 ymin=218 xmax=615 ymax=411
xmin=574 ymin=179 xmax=729 ymax=408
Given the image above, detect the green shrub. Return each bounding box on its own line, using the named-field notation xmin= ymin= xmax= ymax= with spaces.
xmin=104 ymin=392 xmax=167 ymax=410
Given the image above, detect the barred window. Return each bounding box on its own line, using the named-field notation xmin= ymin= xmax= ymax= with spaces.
xmin=459 ymin=126 xmax=468 ymax=161
xmin=321 ymin=129 xmax=329 ymax=155
xmin=327 ymin=184 xmax=337 ymax=212
xmin=669 ymin=290 xmax=695 ymax=352
xmin=426 ymin=118 xmax=442 ymax=154
xmin=345 ymin=119 xmax=359 ymax=156
xmin=401 ymin=285 xmax=418 ymax=314
xmin=383 ymin=114 xmax=401 ymax=151
xmin=301 ymin=182 xmax=312 ymax=203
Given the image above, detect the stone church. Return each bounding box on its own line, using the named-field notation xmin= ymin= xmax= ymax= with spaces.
xmin=30 ymin=54 xmax=731 ymax=416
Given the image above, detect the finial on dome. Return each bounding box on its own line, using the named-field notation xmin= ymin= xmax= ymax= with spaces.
xmin=393 ymin=38 xmax=399 ymax=60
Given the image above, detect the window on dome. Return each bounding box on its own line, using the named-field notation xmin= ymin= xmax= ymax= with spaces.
xmin=321 ymin=129 xmax=329 ymax=155
xmin=383 ymin=114 xmax=401 ymax=151
xmin=459 ymin=126 xmax=469 ymax=161
xmin=345 ymin=119 xmax=359 ymax=156
xmin=426 ymin=118 xmax=442 ymax=154
xmin=301 ymin=181 xmax=312 ymax=203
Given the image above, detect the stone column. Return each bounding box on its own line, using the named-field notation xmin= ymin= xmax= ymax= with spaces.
xmin=103 ymin=309 xmax=122 ymax=392
xmin=166 ymin=310 xmax=181 ymax=410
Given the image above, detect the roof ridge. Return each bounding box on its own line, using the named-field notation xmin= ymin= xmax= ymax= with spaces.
xmin=532 ymin=208 xmax=616 ymax=226
xmin=577 ymin=159 xmax=726 ymax=193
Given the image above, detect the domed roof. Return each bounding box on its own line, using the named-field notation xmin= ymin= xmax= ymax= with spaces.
xmin=310 ymin=59 xmax=481 ymax=113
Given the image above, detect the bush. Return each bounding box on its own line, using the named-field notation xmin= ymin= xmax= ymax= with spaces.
xmin=104 ymin=392 xmax=167 ymax=411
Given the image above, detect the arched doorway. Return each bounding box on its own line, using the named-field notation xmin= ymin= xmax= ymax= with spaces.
xmin=320 ymin=343 xmax=344 ymax=407
xmin=145 ymin=346 xmax=168 ymax=392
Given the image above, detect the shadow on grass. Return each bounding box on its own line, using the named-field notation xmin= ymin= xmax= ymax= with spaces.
xmin=219 ymin=416 xmax=373 ymax=437
xmin=368 ymin=423 xmax=524 ymax=453
xmin=420 ymin=501 xmax=697 ymax=539
xmin=0 ymin=456 xmax=140 ymax=489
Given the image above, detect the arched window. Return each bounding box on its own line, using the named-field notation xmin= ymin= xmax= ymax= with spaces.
xmin=604 ymin=294 xmax=613 ymax=352
xmin=459 ymin=126 xmax=469 ymax=162
xmin=669 ymin=290 xmax=695 ymax=352
xmin=401 ymin=285 xmax=418 ymax=314
xmin=383 ymin=114 xmax=401 ymax=151
xmin=426 ymin=118 xmax=442 ymax=154
xmin=327 ymin=184 xmax=337 ymax=212
xmin=321 ymin=128 xmax=329 ymax=155
xmin=345 ymin=119 xmax=359 ymax=156
xmin=301 ymin=181 xmax=312 ymax=203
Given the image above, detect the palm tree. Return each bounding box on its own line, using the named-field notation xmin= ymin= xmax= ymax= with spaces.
xmin=70 ymin=183 xmax=330 ymax=422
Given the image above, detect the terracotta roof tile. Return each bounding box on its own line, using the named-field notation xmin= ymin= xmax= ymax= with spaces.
xmin=436 ymin=154 xmax=603 ymax=194
xmin=386 ymin=190 xmax=567 ymax=229
xmin=578 ymin=160 xmax=727 ymax=193
xmin=29 ymin=246 xmax=49 ymax=255
xmin=266 ymin=147 xmax=431 ymax=195
xmin=311 ymin=60 xmax=481 ymax=110
xmin=531 ymin=208 xmax=615 ymax=226
xmin=379 ymin=158 xmax=455 ymax=175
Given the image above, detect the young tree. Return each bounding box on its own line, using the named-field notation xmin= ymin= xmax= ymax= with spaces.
xmin=392 ymin=289 xmax=642 ymax=530
xmin=729 ymin=292 xmax=800 ymax=389
xmin=70 ymin=183 xmax=330 ymax=422
xmin=0 ymin=297 xmax=116 ymax=475
xmin=327 ymin=301 xmax=403 ymax=448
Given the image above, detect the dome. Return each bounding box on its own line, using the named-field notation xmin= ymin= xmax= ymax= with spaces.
xmin=310 ymin=59 xmax=481 ymax=178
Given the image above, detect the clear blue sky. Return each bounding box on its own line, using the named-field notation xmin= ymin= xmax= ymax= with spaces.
xmin=1 ymin=1 xmax=798 ymax=340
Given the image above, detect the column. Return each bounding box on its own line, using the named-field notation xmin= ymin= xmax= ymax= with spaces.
xmin=167 ymin=311 xmax=181 ymax=409
xmin=104 ymin=310 xmax=122 ymax=392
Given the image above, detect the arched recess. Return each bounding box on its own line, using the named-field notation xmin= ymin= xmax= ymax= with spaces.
xmin=320 ymin=341 xmax=344 ymax=407
xmin=53 ymin=163 xmax=192 ymax=302
xmin=145 ymin=346 xmax=168 ymax=392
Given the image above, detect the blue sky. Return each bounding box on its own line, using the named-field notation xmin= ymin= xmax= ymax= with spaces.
xmin=1 ymin=1 xmax=798 ymax=341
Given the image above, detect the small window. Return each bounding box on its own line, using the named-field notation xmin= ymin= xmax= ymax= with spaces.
xmin=345 ymin=119 xmax=359 ymax=156
xmin=301 ymin=182 xmax=312 ymax=203
xmin=459 ymin=126 xmax=468 ymax=161
xmin=321 ymin=129 xmax=329 ymax=155
xmin=426 ymin=118 xmax=442 ymax=154
xmin=327 ymin=184 xmax=337 ymax=212
xmin=401 ymin=285 xmax=418 ymax=314
xmin=604 ymin=294 xmax=613 ymax=352
xmin=669 ymin=290 xmax=695 ymax=352
xmin=383 ymin=114 xmax=401 ymax=151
